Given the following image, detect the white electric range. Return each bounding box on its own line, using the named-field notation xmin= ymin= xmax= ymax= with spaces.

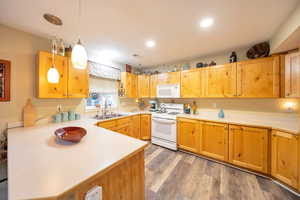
xmin=151 ymin=103 xmax=184 ymax=150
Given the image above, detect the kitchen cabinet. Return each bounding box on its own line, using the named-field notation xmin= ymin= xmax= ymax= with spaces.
xmin=181 ymin=69 xmax=204 ymax=98
xmin=67 ymin=59 xmax=89 ymax=98
xmin=131 ymin=115 xmax=141 ymax=139
xmin=271 ymin=130 xmax=299 ymax=189
xmin=229 ymin=125 xmax=269 ymax=173
xmin=157 ymin=71 xmax=180 ymax=85
xmin=37 ymin=51 xmax=89 ymax=98
xmin=120 ymin=72 xmax=138 ymax=98
xmin=199 ymin=122 xmax=229 ymax=161
xmin=138 ymin=75 xmax=150 ymax=98
xmin=37 ymin=51 xmax=68 ymax=98
xmin=150 ymin=74 xmax=158 ymax=98
xmin=236 ymin=56 xmax=280 ymax=97
xmin=177 ymin=118 xmax=199 ymax=153
xmin=204 ymin=63 xmax=237 ymax=97
xmin=140 ymin=114 xmax=151 ymax=140
xmin=284 ymin=52 xmax=300 ymax=98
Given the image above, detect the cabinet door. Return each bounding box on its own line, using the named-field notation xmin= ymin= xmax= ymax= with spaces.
xmin=67 ymin=60 xmax=89 ymax=98
xmin=237 ymin=56 xmax=280 ymax=97
xmin=181 ymin=69 xmax=203 ymax=98
xmin=120 ymin=72 xmax=137 ymax=98
xmin=199 ymin=122 xmax=229 ymax=161
xmin=271 ymin=130 xmax=299 ymax=189
xmin=140 ymin=114 xmax=151 ymax=140
xmin=131 ymin=73 xmax=138 ymax=98
xmin=177 ymin=118 xmax=199 ymax=153
xmin=157 ymin=71 xmax=180 ymax=85
xmin=229 ymin=125 xmax=269 ymax=173
xmin=114 ymin=125 xmax=130 ymax=135
xmin=37 ymin=51 xmax=68 ymax=98
xmin=285 ymin=52 xmax=300 ymax=98
xmin=167 ymin=71 xmax=180 ymax=84
xmin=138 ymin=75 xmax=150 ymax=98
xmin=150 ymin=74 xmax=158 ymax=98
xmin=131 ymin=115 xmax=141 ymax=139
xmin=205 ymin=63 xmax=237 ymax=97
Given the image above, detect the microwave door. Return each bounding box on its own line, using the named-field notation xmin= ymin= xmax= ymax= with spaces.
xmin=157 ymin=87 xmax=172 ymax=98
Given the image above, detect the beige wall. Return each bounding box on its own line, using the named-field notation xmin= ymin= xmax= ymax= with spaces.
xmin=270 ymin=2 xmax=300 ymax=53
xmin=0 ymin=24 xmax=85 ymax=138
xmin=141 ymin=47 xmax=249 ymax=73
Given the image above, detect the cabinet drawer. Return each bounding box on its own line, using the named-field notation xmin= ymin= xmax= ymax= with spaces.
xmin=98 ymin=120 xmax=116 ymax=129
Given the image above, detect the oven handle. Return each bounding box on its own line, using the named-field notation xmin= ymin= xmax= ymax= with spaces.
xmin=152 ymin=118 xmax=176 ymax=124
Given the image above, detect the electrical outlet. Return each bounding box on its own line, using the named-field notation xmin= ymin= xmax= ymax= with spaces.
xmin=85 ymin=186 xmax=102 ymax=200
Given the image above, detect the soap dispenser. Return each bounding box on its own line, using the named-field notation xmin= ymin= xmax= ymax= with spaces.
xmin=218 ymin=109 xmax=225 ymax=118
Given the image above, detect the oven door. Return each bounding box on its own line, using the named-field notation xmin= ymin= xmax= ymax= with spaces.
xmin=151 ymin=117 xmax=177 ymax=142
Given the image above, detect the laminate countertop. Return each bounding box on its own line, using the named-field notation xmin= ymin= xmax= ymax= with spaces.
xmin=7 ymin=118 xmax=148 ymax=200
xmin=177 ymin=109 xmax=299 ymax=134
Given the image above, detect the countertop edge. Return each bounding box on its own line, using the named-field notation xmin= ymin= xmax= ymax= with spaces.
xmin=177 ymin=115 xmax=299 ymax=135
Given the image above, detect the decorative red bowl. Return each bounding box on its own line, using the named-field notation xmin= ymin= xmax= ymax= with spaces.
xmin=54 ymin=127 xmax=87 ymax=143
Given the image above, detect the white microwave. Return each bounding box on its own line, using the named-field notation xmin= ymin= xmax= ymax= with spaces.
xmin=157 ymin=84 xmax=180 ymax=98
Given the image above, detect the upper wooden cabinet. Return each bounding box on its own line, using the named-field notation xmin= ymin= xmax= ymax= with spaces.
xmin=37 ymin=51 xmax=88 ymax=98
xmin=271 ymin=130 xmax=299 ymax=189
xmin=236 ymin=56 xmax=280 ymax=98
xmin=67 ymin=59 xmax=89 ymax=98
xmin=150 ymin=74 xmax=158 ymax=98
xmin=229 ymin=125 xmax=269 ymax=173
xmin=138 ymin=75 xmax=150 ymax=98
xmin=283 ymin=52 xmax=300 ymax=98
xmin=199 ymin=122 xmax=229 ymax=161
xmin=177 ymin=118 xmax=199 ymax=153
xmin=157 ymin=71 xmax=180 ymax=85
xmin=181 ymin=69 xmax=204 ymax=98
xmin=140 ymin=114 xmax=151 ymax=140
xmin=120 ymin=72 xmax=138 ymax=98
xmin=204 ymin=63 xmax=237 ymax=97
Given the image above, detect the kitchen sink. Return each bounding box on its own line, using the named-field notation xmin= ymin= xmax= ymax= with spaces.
xmin=94 ymin=113 xmax=127 ymax=120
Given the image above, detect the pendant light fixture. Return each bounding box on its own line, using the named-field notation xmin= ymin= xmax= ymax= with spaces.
xmin=72 ymin=0 xmax=88 ymax=69
xmin=47 ymin=50 xmax=60 ymax=83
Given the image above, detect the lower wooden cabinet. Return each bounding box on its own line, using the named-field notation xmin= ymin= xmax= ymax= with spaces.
xmin=177 ymin=118 xmax=199 ymax=153
xmin=131 ymin=115 xmax=141 ymax=139
xmin=140 ymin=114 xmax=151 ymax=140
xmin=229 ymin=125 xmax=269 ymax=173
xmin=199 ymin=122 xmax=229 ymax=161
xmin=271 ymin=130 xmax=299 ymax=189
xmin=97 ymin=114 xmax=151 ymax=140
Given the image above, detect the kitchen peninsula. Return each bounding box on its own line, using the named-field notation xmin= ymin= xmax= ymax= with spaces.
xmin=7 ymin=118 xmax=148 ymax=200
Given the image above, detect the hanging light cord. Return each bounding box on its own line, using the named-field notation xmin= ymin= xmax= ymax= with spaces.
xmin=77 ymin=0 xmax=82 ymax=41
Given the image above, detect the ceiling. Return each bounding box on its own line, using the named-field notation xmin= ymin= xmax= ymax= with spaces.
xmin=0 ymin=0 xmax=299 ymax=67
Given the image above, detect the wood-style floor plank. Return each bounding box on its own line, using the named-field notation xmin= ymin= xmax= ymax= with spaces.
xmin=145 ymin=144 xmax=300 ymax=200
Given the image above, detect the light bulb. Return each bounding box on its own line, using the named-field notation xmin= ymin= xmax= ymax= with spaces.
xmin=47 ymin=67 xmax=60 ymax=83
xmin=71 ymin=40 xmax=88 ymax=69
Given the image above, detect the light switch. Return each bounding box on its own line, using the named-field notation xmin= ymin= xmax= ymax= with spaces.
xmin=85 ymin=186 xmax=102 ymax=200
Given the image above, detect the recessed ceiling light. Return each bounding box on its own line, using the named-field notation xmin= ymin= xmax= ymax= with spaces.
xmin=146 ymin=40 xmax=156 ymax=48
xmin=43 ymin=13 xmax=63 ymax=26
xmin=200 ymin=17 xmax=214 ymax=28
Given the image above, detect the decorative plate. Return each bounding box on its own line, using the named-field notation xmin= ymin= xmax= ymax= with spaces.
xmin=54 ymin=127 xmax=87 ymax=143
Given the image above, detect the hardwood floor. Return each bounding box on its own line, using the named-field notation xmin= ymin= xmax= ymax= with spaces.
xmin=145 ymin=144 xmax=300 ymax=200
